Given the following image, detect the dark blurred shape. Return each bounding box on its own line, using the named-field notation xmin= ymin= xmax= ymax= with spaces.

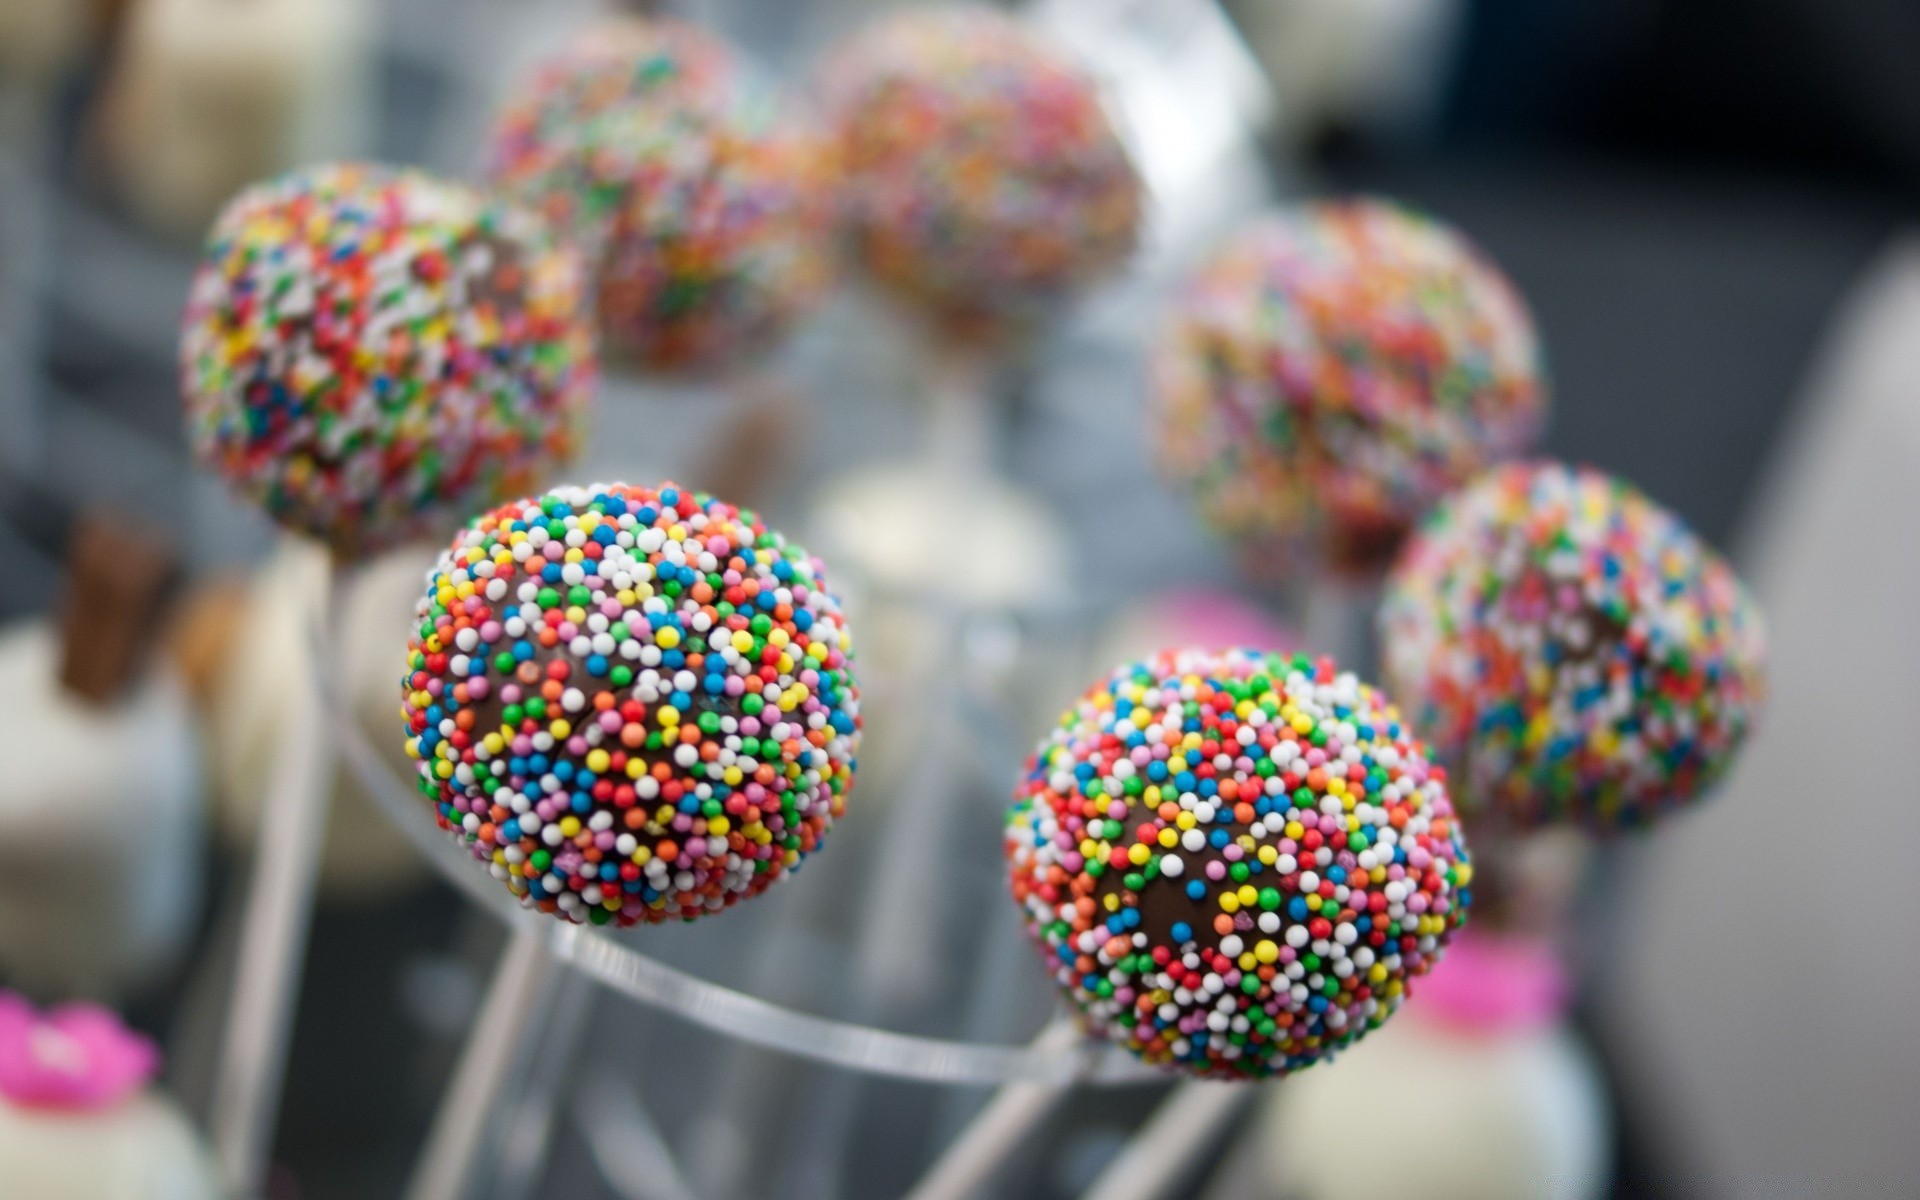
xmin=1447 ymin=0 xmax=1920 ymax=193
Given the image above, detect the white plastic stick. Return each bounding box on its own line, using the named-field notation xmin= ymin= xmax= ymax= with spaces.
xmin=904 ymin=1020 xmax=1084 ymax=1200
xmin=925 ymin=347 xmax=995 ymax=482
xmin=1080 ymin=1080 xmax=1255 ymax=1200
xmin=575 ymin=1074 xmax=702 ymax=1200
xmin=405 ymin=926 xmax=557 ymax=1200
xmin=209 ymin=562 xmax=343 ymax=1197
xmin=1302 ymin=575 xmax=1375 ymax=672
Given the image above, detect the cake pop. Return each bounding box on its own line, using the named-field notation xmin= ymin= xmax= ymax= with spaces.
xmin=181 ymin=161 xmax=595 ymax=560
xmin=1258 ymin=929 xmax=1610 ymax=1200
xmin=818 ymin=5 xmax=1143 ymax=343
xmin=1152 ymin=198 xmax=1545 ymax=575
xmin=1379 ymin=460 xmax=1765 ymax=831
xmin=0 ymin=993 xmax=221 ymax=1199
xmin=484 ymin=16 xmax=834 ymax=374
xmin=403 ymin=482 xmax=860 ymax=925
xmin=1004 ymin=647 xmax=1471 ymax=1078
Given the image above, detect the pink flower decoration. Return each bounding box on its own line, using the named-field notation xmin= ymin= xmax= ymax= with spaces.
xmin=0 ymin=991 xmax=159 ymax=1111
xmin=1409 ymin=929 xmax=1570 ymax=1035
xmin=1151 ymin=588 xmax=1299 ymax=654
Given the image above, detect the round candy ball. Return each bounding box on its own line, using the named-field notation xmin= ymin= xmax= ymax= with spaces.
xmin=484 ymin=16 xmax=834 ymax=375
xmin=1005 ymin=647 xmax=1472 ymax=1078
xmin=1152 ymin=198 xmax=1545 ymax=575
xmin=181 ymin=162 xmax=594 ymax=562
xmin=1380 ymin=461 xmax=1766 ymax=831
xmin=818 ymin=6 xmax=1143 ymax=343
xmin=401 ymin=482 xmax=861 ymax=926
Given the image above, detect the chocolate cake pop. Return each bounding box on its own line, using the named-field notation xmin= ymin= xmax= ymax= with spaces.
xmin=1379 ymin=460 xmax=1765 ymax=830
xmin=402 ymin=482 xmax=860 ymax=925
xmin=1152 ymin=198 xmax=1544 ymax=575
xmin=1005 ymin=646 xmax=1471 ymax=1078
xmin=818 ymin=5 xmax=1143 ymax=343
xmin=485 ymin=16 xmax=834 ymax=374
xmin=181 ymin=162 xmax=595 ymax=560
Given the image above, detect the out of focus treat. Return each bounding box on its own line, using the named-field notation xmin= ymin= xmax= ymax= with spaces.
xmin=189 ymin=538 xmax=434 ymax=900
xmin=92 ymin=0 xmax=373 ymax=237
xmin=1152 ymin=198 xmax=1544 ymax=575
xmin=0 ymin=516 xmax=201 ymax=999
xmin=818 ymin=5 xmax=1143 ymax=344
xmin=403 ymin=482 xmax=861 ymax=925
xmin=1005 ymin=647 xmax=1472 ymax=1078
xmin=180 ymin=162 xmax=595 ymax=561
xmin=1380 ymin=460 xmax=1766 ymax=831
xmin=485 ymin=15 xmax=834 ymax=374
xmin=1259 ymin=928 xmax=1609 ymax=1200
xmin=0 ymin=992 xmax=221 ymax=1200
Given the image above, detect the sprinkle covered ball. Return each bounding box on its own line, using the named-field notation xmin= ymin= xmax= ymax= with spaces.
xmin=402 ymin=482 xmax=861 ymax=925
xmin=1152 ymin=198 xmax=1544 ymax=574
xmin=819 ymin=6 xmax=1143 ymax=342
xmin=181 ymin=162 xmax=594 ymax=561
xmin=1005 ymin=647 xmax=1472 ymax=1078
xmin=1380 ymin=461 xmax=1765 ymax=831
xmin=484 ymin=16 xmax=834 ymax=374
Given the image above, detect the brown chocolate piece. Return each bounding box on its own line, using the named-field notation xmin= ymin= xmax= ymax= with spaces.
xmin=56 ymin=509 xmax=178 ymax=705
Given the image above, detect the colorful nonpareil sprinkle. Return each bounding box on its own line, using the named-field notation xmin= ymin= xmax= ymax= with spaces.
xmin=181 ymin=163 xmax=594 ymax=561
xmin=1152 ymin=198 xmax=1545 ymax=575
xmin=403 ymin=482 xmax=860 ymax=925
xmin=1379 ymin=460 xmax=1766 ymax=831
xmin=818 ymin=5 xmax=1143 ymax=343
xmin=485 ymin=16 xmax=834 ymax=374
xmin=1005 ymin=647 xmax=1471 ymax=1078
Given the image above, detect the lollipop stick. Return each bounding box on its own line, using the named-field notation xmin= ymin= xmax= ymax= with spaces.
xmin=1078 ymin=1080 xmax=1254 ymax=1200
xmin=925 ymin=345 xmax=994 ymax=481
xmin=405 ymin=925 xmax=559 ymax=1200
xmin=1302 ymin=574 xmax=1376 ymax=673
xmin=903 ymin=1019 xmax=1083 ymax=1200
xmin=486 ymin=969 xmax=599 ymax=1200
xmin=209 ymin=557 xmax=345 ymax=1196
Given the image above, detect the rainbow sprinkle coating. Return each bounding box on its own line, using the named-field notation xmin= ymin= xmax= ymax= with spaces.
xmin=1152 ymin=198 xmax=1545 ymax=575
xmin=402 ymin=482 xmax=860 ymax=925
xmin=1380 ymin=461 xmax=1766 ymax=831
xmin=181 ymin=162 xmax=595 ymax=561
xmin=1005 ymin=647 xmax=1471 ymax=1078
xmin=484 ymin=16 xmax=833 ymax=374
xmin=819 ymin=6 xmax=1142 ymax=343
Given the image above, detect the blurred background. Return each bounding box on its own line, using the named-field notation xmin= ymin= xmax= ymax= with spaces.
xmin=1 ymin=0 xmax=1916 ymax=1197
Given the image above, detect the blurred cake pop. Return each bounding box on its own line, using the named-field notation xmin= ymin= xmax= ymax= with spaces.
xmin=484 ymin=16 xmax=834 ymax=374
xmin=1152 ymin=198 xmax=1545 ymax=575
xmin=0 ymin=993 xmax=221 ymax=1199
xmin=185 ymin=538 xmax=435 ymax=900
xmin=818 ymin=5 xmax=1143 ymax=343
xmin=92 ymin=0 xmax=375 ymax=238
xmin=1258 ymin=928 xmax=1610 ymax=1200
xmin=1380 ymin=460 xmax=1766 ymax=830
xmin=0 ymin=514 xmax=203 ymax=1000
xmin=180 ymin=162 xmax=595 ymax=561
xmin=1005 ymin=647 xmax=1471 ymax=1078
xmin=403 ymin=482 xmax=861 ymax=925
